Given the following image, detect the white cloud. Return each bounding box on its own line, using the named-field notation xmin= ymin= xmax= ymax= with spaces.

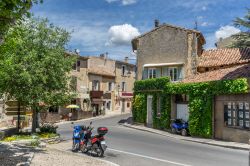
xmin=105 ymin=0 xmax=137 ymax=6
xmin=201 ymin=22 xmax=208 ymax=27
xmin=106 ymin=24 xmax=140 ymax=46
xmin=122 ymin=0 xmax=137 ymax=5
xmin=215 ymin=25 xmax=240 ymax=40
xmin=201 ymin=6 xmax=207 ymax=11
xmin=105 ymin=0 xmax=118 ymax=3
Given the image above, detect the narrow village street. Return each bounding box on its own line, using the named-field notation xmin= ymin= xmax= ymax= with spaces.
xmin=57 ymin=114 xmax=248 ymax=166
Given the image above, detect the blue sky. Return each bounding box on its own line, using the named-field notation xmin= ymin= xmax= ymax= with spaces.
xmin=32 ymin=0 xmax=250 ymax=61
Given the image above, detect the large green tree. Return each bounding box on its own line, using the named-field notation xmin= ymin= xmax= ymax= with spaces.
xmin=0 ymin=0 xmax=42 ymax=43
xmin=0 ymin=18 xmax=76 ymax=132
xmin=231 ymin=9 xmax=250 ymax=48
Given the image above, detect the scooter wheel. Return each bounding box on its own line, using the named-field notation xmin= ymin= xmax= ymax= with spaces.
xmin=181 ymin=129 xmax=187 ymax=136
xmin=171 ymin=127 xmax=177 ymax=134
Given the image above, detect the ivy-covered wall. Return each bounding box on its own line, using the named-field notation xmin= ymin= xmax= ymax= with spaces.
xmin=133 ymin=77 xmax=249 ymax=138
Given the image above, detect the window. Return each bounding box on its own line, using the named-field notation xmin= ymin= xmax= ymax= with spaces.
xmin=49 ymin=106 xmax=58 ymax=113
xmin=107 ymin=101 xmax=111 ymax=110
xmin=127 ymin=102 xmax=130 ymax=108
xmin=77 ymin=60 xmax=81 ymax=67
xmin=175 ymin=94 xmax=189 ymax=103
xmin=169 ymin=67 xmax=178 ymax=81
xmin=108 ymin=82 xmax=112 ymax=91
xmin=224 ymin=102 xmax=250 ymax=129
xmin=70 ymin=76 xmax=77 ymax=91
xmin=121 ymin=82 xmax=126 ymax=91
xmin=92 ymin=80 xmax=100 ymax=91
xmin=122 ymin=65 xmax=126 ymax=76
xmin=148 ymin=68 xmax=156 ymax=79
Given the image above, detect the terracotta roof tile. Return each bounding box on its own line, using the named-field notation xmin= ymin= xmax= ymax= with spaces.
xmin=199 ymin=48 xmax=250 ymax=68
xmin=182 ymin=64 xmax=250 ymax=83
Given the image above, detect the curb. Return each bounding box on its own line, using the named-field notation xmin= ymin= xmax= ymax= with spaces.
xmin=25 ymin=151 xmax=35 ymax=166
xmin=47 ymin=146 xmax=120 ymax=166
xmin=122 ymin=123 xmax=250 ymax=151
xmin=56 ymin=113 xmax=130 ymax=126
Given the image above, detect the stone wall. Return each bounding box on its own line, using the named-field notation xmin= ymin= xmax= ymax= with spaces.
xmin=215 ymin=94 xmax=250 ymax=143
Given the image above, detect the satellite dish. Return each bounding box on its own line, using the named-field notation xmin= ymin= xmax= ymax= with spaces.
xmin=75 ymin=49 xmax=80 ymax=54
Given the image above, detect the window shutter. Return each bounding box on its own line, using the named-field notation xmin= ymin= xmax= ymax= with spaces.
xmin=142 ymin=68 xmax=148 ymax=79
xmin=178 ymin=67 xmax=183 ymax=80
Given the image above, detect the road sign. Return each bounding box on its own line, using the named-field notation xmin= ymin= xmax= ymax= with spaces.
xmin=5 ymin=100 xmax=29 ymax=116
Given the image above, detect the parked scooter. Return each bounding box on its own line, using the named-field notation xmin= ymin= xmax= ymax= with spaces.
xmin=80 ymin=122 xmax=108 ymax=157
xmin=170 ymin=119 xmax=188 ymax=136
xmin=72 ymin=123 xmax=85 ymax=152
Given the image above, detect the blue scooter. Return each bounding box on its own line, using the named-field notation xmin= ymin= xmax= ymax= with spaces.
xmin=72 ymin=123 xmax=85 ymax=152
xmin=170 ymin=119 xmax=188 ymax=136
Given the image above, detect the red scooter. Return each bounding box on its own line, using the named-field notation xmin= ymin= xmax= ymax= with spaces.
xmin=80 ymin=122 xmax=108 ymax=157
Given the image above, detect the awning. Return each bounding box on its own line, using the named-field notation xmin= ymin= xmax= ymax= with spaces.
xmin=143 ymin=62 xmax=184 ymax=68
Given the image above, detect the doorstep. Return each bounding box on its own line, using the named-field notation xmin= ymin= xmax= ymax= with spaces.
xmin=122 ymin=123 xmax=250 ymax=151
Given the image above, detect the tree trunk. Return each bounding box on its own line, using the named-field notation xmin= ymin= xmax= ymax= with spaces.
xmin=32 ymin=107 xmax=37 ymax=133
xmin=17 ymin=101 xmax=21 ymax=132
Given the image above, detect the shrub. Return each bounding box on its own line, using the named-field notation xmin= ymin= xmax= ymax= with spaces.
xmin=40 ymin=123 xmax=58 ymax=133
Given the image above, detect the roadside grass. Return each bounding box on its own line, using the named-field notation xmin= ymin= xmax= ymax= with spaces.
xmin=1 ymin=132 xmax=60 ymax=142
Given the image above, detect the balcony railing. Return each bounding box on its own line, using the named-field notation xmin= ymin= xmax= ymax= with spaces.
xmin=90 ymin=91 xmax=103 ymax=98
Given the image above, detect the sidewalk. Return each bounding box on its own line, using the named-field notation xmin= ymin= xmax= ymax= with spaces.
xmin=56 ymin=111 xmax=129 ymax=126
xmin=30 ymin=140 xmax=118 ymax=166
xmin=123 ymin=123 xmax=250 ymax=151
xmin=0 ymin=142 xmax=38 ymax=166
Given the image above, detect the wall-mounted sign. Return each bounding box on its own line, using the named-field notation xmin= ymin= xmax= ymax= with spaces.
xmin=245 ymin=102 xmax=249 ymax=110
xmin=245 ymin=112 xmax=249 ymax=119
xmin=239 ymin=111 xmax=244 ymax=118
xmin=239 ymin=102 xmax=243 ymax=110
xmin=245 ymin=121 xmax=249 ymax=128
xmin=239 ymin=120 xmax=244 ymax=127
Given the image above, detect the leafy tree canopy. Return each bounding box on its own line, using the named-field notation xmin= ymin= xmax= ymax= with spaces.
xmin=0 ymin=0 xmax=42 ymax=41
xmin=0 ymin=17 xmax=76 ymax=109
xmin=231 ymin=9 xmax=250 ymax=48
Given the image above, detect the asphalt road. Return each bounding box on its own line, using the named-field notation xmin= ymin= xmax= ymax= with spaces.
xmin=57 ymin=114 xmax=249 ymax=166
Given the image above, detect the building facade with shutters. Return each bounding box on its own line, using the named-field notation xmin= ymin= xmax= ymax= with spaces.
xmin=132 ymin=21 xmax=205 ymax=82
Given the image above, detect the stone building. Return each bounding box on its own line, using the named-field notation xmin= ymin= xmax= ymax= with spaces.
xmin=114 ymin=59 xmax=136 ymax=113
xmin=132 ymin=20 xmax=205 ymax=81
xmin=46 ymin=53 xmax=136 ymax=122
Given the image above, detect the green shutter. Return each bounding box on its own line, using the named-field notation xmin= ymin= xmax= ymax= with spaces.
xmin=142 ymin=68 xmax=148 ymax=80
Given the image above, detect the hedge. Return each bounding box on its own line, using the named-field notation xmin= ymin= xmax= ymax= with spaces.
xmin=132 ymin=77 xmax=248 ymax=138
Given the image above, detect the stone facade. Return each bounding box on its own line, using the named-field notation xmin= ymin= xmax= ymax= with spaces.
xmin=132 ymin=24 xmax=205 ymax=81
xmin=215 ymin=94 xmax=250 ymax=143
xmin=115 ymin=61 xmax=136 ymax=113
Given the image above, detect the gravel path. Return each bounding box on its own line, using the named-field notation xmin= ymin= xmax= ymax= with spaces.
xmin=31 ymin=141 xmax=115 ymax=166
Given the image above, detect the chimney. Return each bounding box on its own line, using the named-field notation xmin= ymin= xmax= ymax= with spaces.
xmin=124 ymin=57 xmax=129 ymax=63
xmin=154 ymin=19 xmax=160 ymax=28
xmin=100 ymin=53 xmax=105 ymax=59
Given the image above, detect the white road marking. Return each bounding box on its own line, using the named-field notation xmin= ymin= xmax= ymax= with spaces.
xmin=108 ymin=148 xmax=192 ymax=166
